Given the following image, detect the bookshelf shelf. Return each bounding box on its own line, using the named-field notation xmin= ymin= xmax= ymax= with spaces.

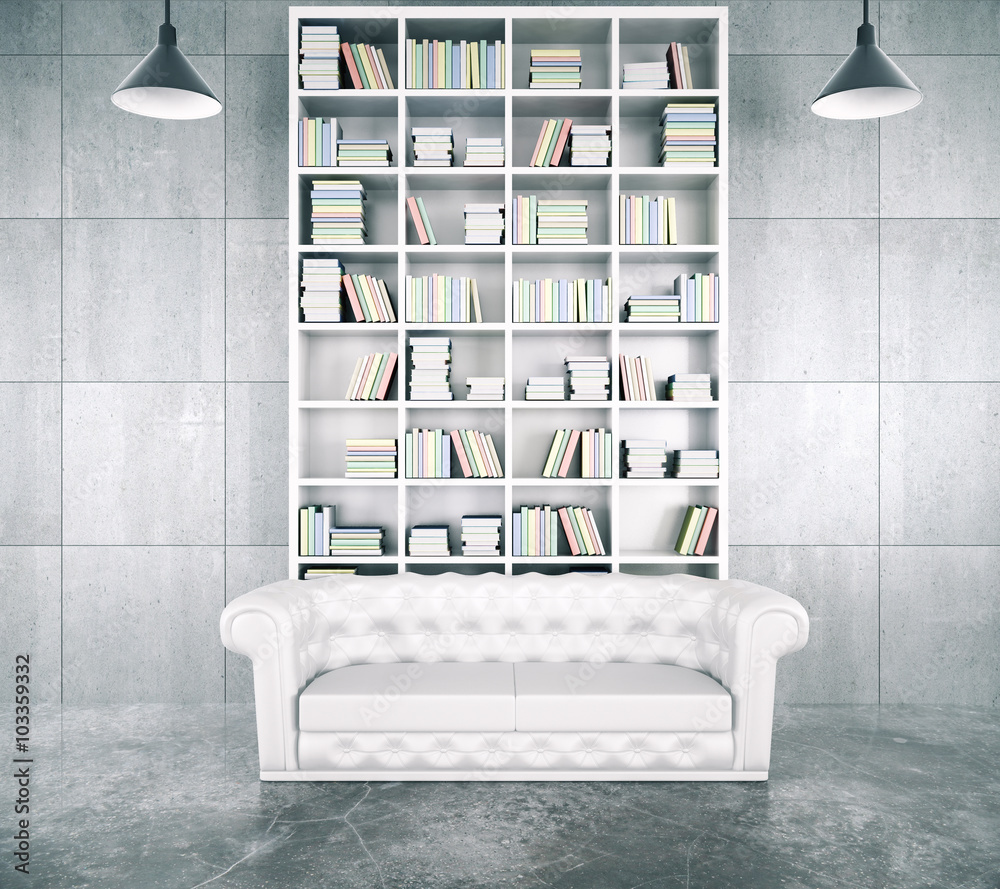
xmin=290 ymin=5 xmax=727 ymax=579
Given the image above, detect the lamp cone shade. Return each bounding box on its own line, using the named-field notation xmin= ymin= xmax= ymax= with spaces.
xmin=112 ymin=23 xmax=221 ymax=120
xmin=812 ymin=23 xmax=922 ymax=119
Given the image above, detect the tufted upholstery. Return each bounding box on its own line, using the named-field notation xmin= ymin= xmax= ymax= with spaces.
xmin=221 ymin=572 xmax=809 ymax=780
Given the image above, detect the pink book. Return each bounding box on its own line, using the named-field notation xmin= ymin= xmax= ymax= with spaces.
xmin=374 ymin=352 xmax=397 ymax=401
xmin=406 ymin=196 xmax=430 ymax=245
xmin=693 ymin=507 xmax=718 ymax=556
xmin=350 ymin=353 xmax=375 ymax=399
xmin=450 ymin=430 xmax=474 ymax=478
xmin=528 ymin=121 xmax=548 ymax=167
xmin=549 ymin=118 xmax=573 ymax=167
xmin=557 ymin=507 xmax=581 ymax=555
xmin=581 ymin=508 xmax=604 ymax=555
xmin=364 ymin=44 xmax=385 ymax=88
xmin=557 ymin=429 xmax=581 ymax=478
xmin=342 ymin=275 xmax=365 ymax=321
xmin=342 ymin=42 xmax=364 ymax=89
xmin=619 ymin=353 xmax=631 ymax=400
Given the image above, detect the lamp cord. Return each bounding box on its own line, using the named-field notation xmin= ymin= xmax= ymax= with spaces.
xmin=863 ymin=0 xmax=869 ymax=24
xmin=165 ymin=0 xmax=170 ymax=25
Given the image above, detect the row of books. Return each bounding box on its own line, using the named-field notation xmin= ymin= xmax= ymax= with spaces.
xmin=298 ymin=117 xmax=342 ymax=167
xmin=673 ymin=450 xmax=720 ymax=479
xmin=406 ymin=38 xmax=505 ymax=89
xmin=466 ymin=137 xmax=504 ymax=167
xmin=450 ymin=429 xmax=503 ymax=478
xmin=346 ymin=351 xmax=398 ymax=401
xmin=511 ymin=196 xmax=588 ymax=245
xmin=337 ymin=139 xmax=392 ymax=167
xmin=346 ymin=439 xmax=397 ymax=478
xmin=624 ymin=295 xmax=680 ymax=323
xmin=619 ymin=194 xmax=677 ymax=245
xmin=409 ymin=337 xmax=452 ymax=400
xmin=341 ymin=41 xmax=395 ymax=90
xmin=529 ymin=48 xmax=581 ymax=89
xmin=405 ymin=274 xmax=483 ymax=323
xmin=512 ymin=277 xmax=613 ymax=323
xmin=330 ymin=525 xmax=385 ymax=556
xmin=620 ymin=354 xmax=657 ymax=401
xmin=525 ymin=377 xmax=564 ymax=400
xmin=622 ymin=440 xmax=668 ymax=478
xmin=465 ymin=203 xmax=505 ymax=245
xmin=659 ymin=103 xmax=717 ymax=167
xmin=303 ymin=567 xmax=357 ymax=579
xmin=542 ymin=429 xmax=613 ymax=479
xmin=666 ymin=373 xmax=712 ymax=402
xmin=311 ymin=179 xmax=366 ymax=244
xmin=462 ymin=515 xmax=502 ymax=556
xmin=300 ymin=257 xmax=343 ymax=322
xmin=467 ymin=377 xmax=504 ymax=400
xmin=405 ymin=195 xmax=437 ymax=245
xmin=412 ymin=127 xmax=453 ymax=167
xmin=298 ymin=25 xmax=340 ymax=90
xmin=674 ymin=504 xmax=717 ymax=556
xmin=403 ymin=427 xmax=503 ymax=479
xmin=297 ymin=505 xmax=386 ymax=557
xmin=529 ymin=118 xmax=572 ymax=167
xmin=675 ymin=273 xmax=720 ymax=323
xmin=622 ymin=60 xmax=670 ymax=90
xmin=409 ymin=525 xmax=450 ymax=557
xmin=512 ymin=505 xmax=606 ymax=556
xmin=344 ymin=273 xmax=396 ymax=322
xmin=568 ymin=355 xmax=611 ymax=401
xmin=570 ymin=124 xmax=612 ymax=166
xmin=665 ymin=41 xmax=697 ymax=90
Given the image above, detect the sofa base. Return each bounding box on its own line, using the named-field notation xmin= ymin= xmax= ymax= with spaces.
xmin=260 ymin=769 xmax=768 ymax=782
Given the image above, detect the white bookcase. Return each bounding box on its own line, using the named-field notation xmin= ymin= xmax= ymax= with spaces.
xmin=288 ymin=5 xmax=728 ymax=580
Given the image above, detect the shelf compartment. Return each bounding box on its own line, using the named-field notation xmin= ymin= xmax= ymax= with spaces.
xmin=616 ymin=329 xmax=722 ymax=401
xmin=404 ymin=251 xmax=505 ymax=323
xmin=618 ymin=93 xmax=719 ymax=168
xmin=404 ymin=482 xmax=505 ymax=554
xmin=297 ymin=250 xmax=399 ymax=326
xmin=618 ymin=407 xmax=721 ymax=455
xmin=405 ymin=95 xmax=505 ymax=166
xmin=511 ymin=94 xmax=612 ymax=168
xmin=619 ymin=171 xmax=720 ymax=247
xmin=296 ymin=173 xmax=398 ymax=247
xmin=295 ymin=93 xmax=399 ymax=168
xmin=512 ymin=172 xmax=612 ymax=247
xmin=402 ymin=405 xmax=506 ymax=477
xmin=297 ymin=481 xmax=399 ymax=557
xmin=512 ymin=406 xmax=612 ymax=480
xmin=512 ymin=483 xmax=610 ymax=557
xmin=618 ymin=250 xmax=720 ymax=323
xmin=404 ymin=172 xmax=505 ymax=247
xmin=297 ymin=15 xmax=401 ymax=91
xmin=618 ymin=562 xmax=719 ymax=578
xmin=298 ymin=328 xmax=399 ymax=401
xmin=298 ymin=408 xmax=398 ymax=479
xmin=512 ymin=251 xmax=613 ymax=325
xmin=512 ymin=328 xmax=612 ymax=402
xmin=511 ymin=16 xmax=612 ymax=90
xmin=406 ymin=562 xmax=506 ymax=576
xmin=618 ymin=485 xmax=720 ymax=560
xmin=618 ymin=16 xmax=721 ymax=91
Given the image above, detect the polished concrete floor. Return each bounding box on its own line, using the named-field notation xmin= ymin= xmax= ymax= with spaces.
xmin=11 ymin=704 xmax=1000 ymax=888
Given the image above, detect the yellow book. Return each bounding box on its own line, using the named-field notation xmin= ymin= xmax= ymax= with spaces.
xmin=526 ymin=507 xmax=536 ymax=556
xmin=306 ymin=118 xmax=316 ymax=166
xmin=360 ymin=352 xmax=386 ymax=400
xmin=299 ymin=507 xmax=309 ymax=556
xmin=573 ymin=507 xmax=595 ymax=555
xmin=437 ymin=40 xmax=446 ymax=88
xmin=667 ymin=196 xmax=677 ymax=245
xmin=619 ymin=194 xmax=626 ymax=244
xmin=423 ymin=39 xmax=430 ymax=88
xmin=470 ymin=42 xmax=480 ymax=89
xmin=534 ymin=119 xmax=557 ymax=168
xmin=356 ymin=275 xmax=381 ymax=320
xmin=466 ymin=430 xmax=489 ymax=477
xmin=357 ymin=44 xmax=379 ymax=89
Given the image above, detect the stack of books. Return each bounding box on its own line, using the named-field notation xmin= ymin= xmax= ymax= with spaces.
xmin=529 ymin=48 xmax=582 ymax=88
xmin=405 ymin=275 xmax=482 ymax=323
xmin=404 ymin=428 xmax=451 ymax=478
xmin=659 ymin=103 xmax=717 ymax=167
xmin=512 ymin=277 xmax=612 ymax=323
xmin=466 ymin=377 xmax=504 ymax=400
xmin=621 ymin=60 xmax=670 ymax=89
xmin=336 ymin=138 xmax=392 ymax=167
xmin=566 ymin=355 xmax=610 ymax=401
xmin=461 ymin=515 xmax=502 ymax=556
xmin=672 ymin=450 xmax=720 ymax=479
xmin=298 ymin=25 xmax=340 ymax=90
xmin=341 ymin=41 xmax=394 ymax=89
xmin=408 ymin=525 xmax=450 ymax=557
xmin=303 ymin=567 xmax=358 ymax=579
xmin=529 ymin=118 xmax=572 ymax=167
xmin=619 ymin=354 xmax=657 ymax=401
xmin=299 ymin=258 xmax=343 ymax=322
xmin=329 ymin=524 xmax=385 ymax=556
xmin=406 ymin=38 xmax=505 ymax=89
xmin=525 ymin=377 xmax=565 ymax=400
xmin=542 ymin=429 xmax=612 ymax=479
xmin=345 ymin=351 xmax=398 ymax=401
xmin=666 ymin=41 xmax=695 ymax=89
xmin=298 ymin=504 xmax=336 ymax=556
xmin=625 ymin=294 xmax=681 ymax=322
xmin=464 ymin=203 xmax=505 ymax=245
xmin=570 ymin=124 xmax=612 ymax=166
xmin=408 ymin=337 xmax=452 ymax=400
xmin=512 ymin=505 xmax=558 ymax=556
xmin=674 ymin=505 xmax=718 ymax=556
xmin=405 ymin=195 xmax=437 ymax=245
xmin=345 ymin=439 xmax=398 ymax=478
xmin=450 ymin=429 xmax=503 ymax=478
xmin=622 ymin=440 xmax=669 ymax=479
xmin=666 ymin=373 xmax=712 ymax=401
xmin=343 ymin=273 xmax=395 ymax=322
xmin=298 ymin=117 xmax=342 ymax=166
xmin=411 ymin=127 xmax=454 ymax=166
xmin=558 ymin=505 xmax=606 ymax=555
xmin=310 ymin=179 xmax=366 ymax=244
xmin=465 ymin=136 xmax=504 ymax=167
xmin=619 ymin=194 xmax=676 ymax=245
xmin=511 ymin=196 xmax=589 ymax=245
xmin=674 ymin=273 xmax=720 ymax=323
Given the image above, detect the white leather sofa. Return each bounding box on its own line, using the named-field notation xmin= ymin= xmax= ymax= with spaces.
xmin=220 ymin=572 xmax=808 ymax=781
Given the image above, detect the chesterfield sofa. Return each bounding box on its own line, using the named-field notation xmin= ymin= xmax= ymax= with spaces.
xmin=220 ymin=572 xmax=808 ymax=781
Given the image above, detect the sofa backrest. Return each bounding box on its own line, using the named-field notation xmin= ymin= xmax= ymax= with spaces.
xmin=287 ymin=572 xmax=734 ymax=681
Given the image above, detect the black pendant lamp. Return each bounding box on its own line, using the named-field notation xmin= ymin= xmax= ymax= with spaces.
xmin=112 ymin=0 xmax=221 ymax=120
xmin=811 ymin=0 xmax=921 ymax=119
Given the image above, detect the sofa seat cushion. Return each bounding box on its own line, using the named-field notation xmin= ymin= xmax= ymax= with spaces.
xmin=513 ymin=663 xmax=731 ymax=732
xmin=299 ymin=663 xmax=516 ymax=732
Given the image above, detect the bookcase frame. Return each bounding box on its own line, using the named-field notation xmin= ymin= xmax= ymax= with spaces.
xmin=289 ymin=5 xmax=728 ymax=580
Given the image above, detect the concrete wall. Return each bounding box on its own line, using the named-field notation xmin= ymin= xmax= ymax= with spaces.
xmin=1 ymin=0 xmax=997 ymax=706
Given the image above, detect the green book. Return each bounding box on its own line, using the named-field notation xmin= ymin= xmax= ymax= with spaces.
xmin=479 ymin=39 xmax=487 ymax=88
xmin=445 ymin=39 xmax=453 ymax=88
xmin=541 ymin=429 xmax=565 ymax=477
xmin=674 ymin=505 xmax=699 ymax=555
xmin=529 ymin=195 xmax=537 ymax=245
xmin=415 ymin=197 xmax=437 ymax=245
xmin=350 ymin=43 xmax=371 ymax=89
xmin=541 ymin=119 xmax=563 ymax=167
xmin=405 ymin=432 xmax=413 ymax=478
xmin=686 ymin=506 xmax=709 ymax=555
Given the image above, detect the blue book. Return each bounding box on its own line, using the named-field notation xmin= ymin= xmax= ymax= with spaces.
xmin=512 ymin=512 xmax=521 ymax=556
xmin=314 ymin=511 xmax=324 ymax=556
xmin=687 ymin=278 xmax=696 ymax=321
xmin=298 ymin=121 xmax=305 ymax=166
xmin=487 ymin=45 xmax=495 ymax=89
xmin=594 ymin=278 xmax=602 ymax=322
xmin=452 ymin=277 xmax=460 ymax=321
xmin=322 ymin=122 xmax=332 ymax=167
xmin=453 ymin=44 xmax=460 ymax=88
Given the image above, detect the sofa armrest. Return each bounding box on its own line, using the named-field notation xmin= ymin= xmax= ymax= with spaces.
xmin=220 ymin=580 xmax=335 ymax=772
xmin=691 ymin=577 xmax=809 ymax=772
